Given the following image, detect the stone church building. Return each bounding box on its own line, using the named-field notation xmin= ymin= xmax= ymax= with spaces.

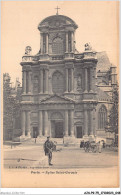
xmin=20 ymin=13 xmax=117 ymax=142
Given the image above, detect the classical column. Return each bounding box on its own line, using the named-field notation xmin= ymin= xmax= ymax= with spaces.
xmin=23 ymin=71 xmax=26 ymax=94
xmin=71 ymin=32 xmax=74 ymax=52
xmin=40 ymin=69 xmax=43 ymax=93
xmin=70 ymin=110 xmax=74 ymax=136
xmin=49 ymin=77 xmax=53 ymax=94
xmin=93 ymin=108 xmax=96 ymax=136
xmin=28 ymin=71 xmax=31 ymax=94
xmin=89 ymin=68 xmax=93 ymax=92
xmin=21 ymin=111 xmax=26 ymax=136
xmin=45 ymin=69 xmax=48 ymax=94
xmin=44 ymin=111 xmax=48 ymax=136
xmin=84 ymin=109 xmax=88 ymax=136
xmin=66 ymin=32 xmax=68 ymax=52
xmin=38 ymin=110 xmax=42 ymax=136
xmin=84 ymin=68 xmax=88 ymax=92
xmin=89 ymin=110 xmax=93 ymax=135
xmin=73 ymin=31 xmax=75 ymax=52
xmin=46 ymin=34 xmax=48 ymax=54
xmin=65 ymin=68 xmax=68 ymax=92
xmin=48 ymin=120 xmax=51 ymax=137
xmin=41 ymin=33 xmax=43 ymax=54
xmin=94 ymin=67 xmax=96 ymax=92
xmin=26 ymin=111 xmax=31 ymax=137
xmin=71 ymin=68 xmax=74 ymax=92
xmin=65 ymin=110 xmax=68 ymax=136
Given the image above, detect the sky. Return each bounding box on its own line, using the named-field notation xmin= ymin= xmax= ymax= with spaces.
xmin=1 ymin=1 xmax=119 ymax=85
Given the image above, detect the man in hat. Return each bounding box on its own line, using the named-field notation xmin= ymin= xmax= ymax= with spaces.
xmin=44 ymin=136 xmax=54 ymax=166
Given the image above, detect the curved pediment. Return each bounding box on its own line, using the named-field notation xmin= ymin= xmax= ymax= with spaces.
xmin=38 ymin=15 xmax=78 ymax=30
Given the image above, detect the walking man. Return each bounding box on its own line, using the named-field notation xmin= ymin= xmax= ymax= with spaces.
xmin=44 ymin=136 xmax=54 ymax=166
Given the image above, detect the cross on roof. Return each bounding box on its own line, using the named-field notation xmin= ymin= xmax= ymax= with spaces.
xmin=55 ymin=6 xmax=60 ymax=15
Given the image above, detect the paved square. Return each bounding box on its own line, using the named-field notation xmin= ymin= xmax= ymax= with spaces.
xmin=4 ymin=144 xmax=118 ymax=169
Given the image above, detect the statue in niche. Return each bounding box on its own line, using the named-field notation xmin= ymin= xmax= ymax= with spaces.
xmin=77 ymin=74 xmax=82 ymax=90
xmin=33 ymin=76 xmax=38 ymax=92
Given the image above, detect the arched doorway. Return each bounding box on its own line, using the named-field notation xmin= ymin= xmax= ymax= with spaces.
xmin=50 ymin=112 xmax=64 ymax=138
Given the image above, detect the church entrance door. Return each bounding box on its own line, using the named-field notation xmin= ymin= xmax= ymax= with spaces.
xmin=51 ymin=120 xmax=63 ymax=138
xmin=76 ymin=126 xmax=83 ymax=138
xmin=33 ymin=127 xmax=38 ymax=138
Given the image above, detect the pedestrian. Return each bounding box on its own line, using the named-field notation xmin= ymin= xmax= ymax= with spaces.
xmin=98 ymin=141 xmax=102 ymax=153
xmin=44 ymin=136 xmax=54 ymax=166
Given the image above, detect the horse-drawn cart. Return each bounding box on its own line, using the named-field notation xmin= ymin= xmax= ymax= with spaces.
xmin=84 ymin=141 xmax=98 ymax=153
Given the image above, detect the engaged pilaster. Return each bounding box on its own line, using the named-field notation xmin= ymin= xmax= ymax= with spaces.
xmin=23 ymin=70 xmax=26 ymax=94
xmin=70 ymin=68 xmax=74 ymax=92
xmin=28 ymin=71 xmax=31 ymax=94
xmin=84 ymin=68 xmax=88 ymax=92
xmin=46 ymin=34 xmax=48 ymax=54
xmin=65 ymin=69 xmax=68 ymax=92
xmin=84 ymin=109 xmax=88 ymax=136
xmin=65 ymin=110 xmax=68 ymax=136
xmin=21 ymin=111 xmax=26 ymax=136
xmin=39 ymin=69 xmax=43 ymax=93
xmin=26 ymin=111 xmax=31 ymax=137
xmin=70 ymin=110 xmax=74 ymax=136
xmin=45 ymin=69 xmax=48 ymax=94
xmin=93 ymin=108 xmax=96 ymax=136
xmin=89 ymin=110 xmax=93 ymax=135
xmin=44 ymin=111 xmax=48 ymax=136
xmin=41 ymin=33 xmax=43 ymax=54
xmin=89 ymin=68 xmax=93 ymax=92
xmin=71 ymin=32 xmax=74 ymax=52
xmin=66 ymin=32 xmax=68 ymax=52
xmin=38 ymin=110 xmax=42 ymax=136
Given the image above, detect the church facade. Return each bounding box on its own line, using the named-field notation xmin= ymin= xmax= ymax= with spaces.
xmin=20 ymin=14 xmax=117 ymax=142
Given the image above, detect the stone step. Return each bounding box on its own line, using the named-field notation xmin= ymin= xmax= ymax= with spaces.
xmin=20 ymin=137 xmax=83 ymax=145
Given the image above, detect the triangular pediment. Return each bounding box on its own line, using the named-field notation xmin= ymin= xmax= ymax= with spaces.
xmin=40 ymin=94 xmax=74 ymax=104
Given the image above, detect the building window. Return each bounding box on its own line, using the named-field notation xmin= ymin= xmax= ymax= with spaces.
xmin=52 ymin=37 xmax=63 ymax=54
xmin=98 ymin=105 xmax=107 ymax=129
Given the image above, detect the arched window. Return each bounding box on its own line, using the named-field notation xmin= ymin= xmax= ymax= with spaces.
xmin=98 ymin=105 xmax=107 ymax=129
xmin=52 ymin=37 xmax=64 ymax=54
xmin=52 ymin=71 xmax=65 ymax=94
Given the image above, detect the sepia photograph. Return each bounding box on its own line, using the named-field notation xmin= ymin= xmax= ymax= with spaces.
xmin=1 ymin=1 xmax=119 ymax=188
